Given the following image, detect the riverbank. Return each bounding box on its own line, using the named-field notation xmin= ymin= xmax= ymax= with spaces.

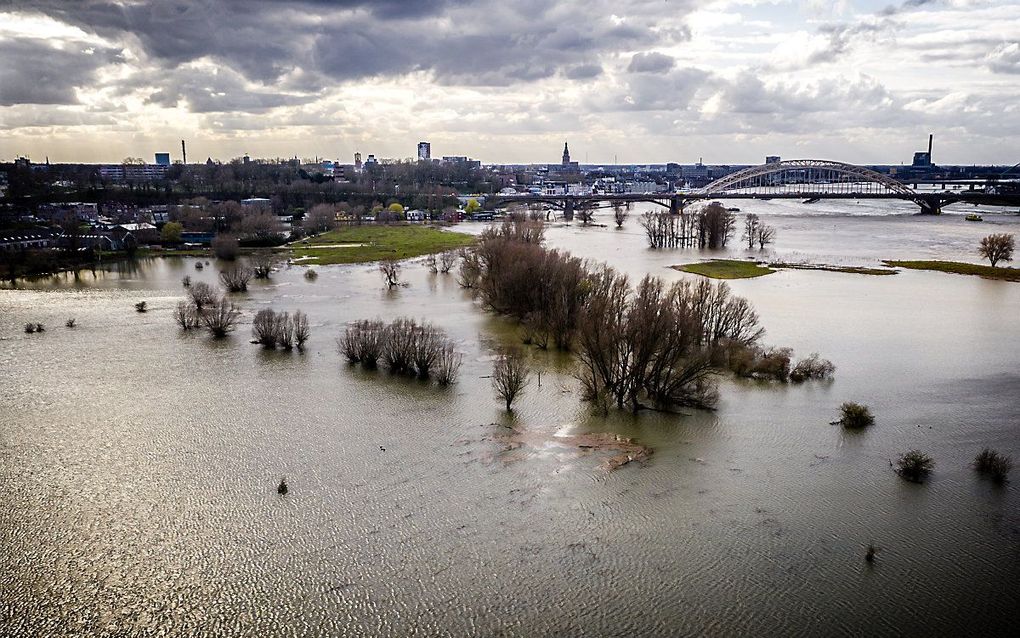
xmin=290 ymin=224 xmax=475 ymax=265
xmin=884 ymin=260 xmax=1020 ymax=282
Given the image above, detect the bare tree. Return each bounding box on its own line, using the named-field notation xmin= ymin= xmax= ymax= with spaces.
xmin=338 ymin=319 xmax=386 ymax=367
xmin=212 ymin=233 xmax=239 ymax=260
xmin=613 ymin=203 xmax=628 ymax=229
xmin=220 ymin=265 xmax=253 ymax=292
xmin=492 ymin=348 xmax=531 ymax=412
xmin=174 ymin=301 xmax=201 ymax=330
xmin=434 ymin=344 xmax=463 ymax=385
xmin=380 ymin=259 xmax=401 ymax=287
xmin=424 ymin=253 xmax=439 ymax=274
xmin=743 ymin=214 xmax=760 ymax=249
xmin=251 ymin=250 xmax=276 ymax=278
xmin=979 ymin=233 xmax=1015 ymax=267
xmin=202 ymin=298 xmax=240 ymax=338
xmin=292 ymin=311 xmax=310 ymax=350
xmin=439 ymin=250 xmax=457 ymax=273
xmin=303 ymin=203 xmax=338 ymax=234
xmin=757 ymin=224 xmax=776 ymax=249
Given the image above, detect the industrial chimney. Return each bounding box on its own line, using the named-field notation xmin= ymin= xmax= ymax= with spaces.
xmin=181 ymin=139 xmax=187 ymax=165
xmin=927 ymin=134 xmax=933 ymax=158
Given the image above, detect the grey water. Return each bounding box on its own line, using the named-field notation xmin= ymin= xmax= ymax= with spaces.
xmin=2 ymin=202 xmax=1019 ymax=636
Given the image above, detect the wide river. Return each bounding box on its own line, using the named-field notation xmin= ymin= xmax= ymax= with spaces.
xmin=2 ymin=201 xmax=1019 ymax=636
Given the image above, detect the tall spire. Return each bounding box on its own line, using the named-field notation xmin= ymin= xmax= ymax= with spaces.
xmin=562 ymin=141 xmax=570 ymax=166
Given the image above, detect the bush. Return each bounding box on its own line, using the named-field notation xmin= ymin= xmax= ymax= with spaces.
xmin=24 ymin=322 xmax=37 ymax=334
xmin=338 ymin=319 xmax=387 ymax=367
xmin=220 ymin=265 xmax=253 ymax=292
xmin=195 ymin=261 xmax=204 ymax=270
xmin=896 ymin=450 xmax=934 ymax=483
xmin=838 ymin=402 xmax=874 ymax=428
xmin=65 ymin=318 xmax=76 ymax=328
xmin=135 ymin=301 xmax=148 ymax=313
xmin=174 ymin=301 xmax=201 ymax=330
xmin=182 ymin=275 xmax=191 ymax=288
xmin=304 ymin=268 xmax=318 ymax=281
xmin=253 ymin=309 xmax=311 ymax=350
xmin=212 ymin=233 xmax=240 ymax=260
xmin=425 ymin=253 xmax=439 ymax=274
xmin=201 ymin=298 xmax=240 ymax=338
xmin=974 ymin=448 xmax=1013 ymax=483
xmin=749 ymin=347 xmax=793 ymax=382
xmin=189 ymin=282 xmax=217 ymax=310
xmin=790 ymin=353 xmax=836 ymax=382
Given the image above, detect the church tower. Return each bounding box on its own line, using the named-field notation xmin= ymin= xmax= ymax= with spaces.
xmin=562 ymin=141 xmax=570 ymax=166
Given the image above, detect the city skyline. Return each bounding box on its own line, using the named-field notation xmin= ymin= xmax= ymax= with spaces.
xmin=1 ymin=0 xmax=1019 ymax=165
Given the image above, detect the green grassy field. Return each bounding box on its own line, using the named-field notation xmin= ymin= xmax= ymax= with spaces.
xmin=291 ymin=224 xmax=476 ymax=265
xmin=884 ymin=260 xmax=1020 ymax=282
xmin=673 ymin=259 xmax=775 ymax=279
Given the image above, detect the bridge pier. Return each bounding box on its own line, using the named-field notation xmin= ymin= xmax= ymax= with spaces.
xmin=563 ymin=199 xmax=574 ymax=221
xmin=669 ymin=196 xmax=682 ymax=216
xmin=917 ymin=195 xmax=944 ymax=215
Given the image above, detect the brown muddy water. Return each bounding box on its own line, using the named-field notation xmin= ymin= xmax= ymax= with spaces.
xmin=2 ymin=204 xmax=1019 ymax=636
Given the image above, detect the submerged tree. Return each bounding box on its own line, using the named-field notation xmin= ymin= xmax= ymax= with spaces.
xmin=380 ymin=259 xmax=401 ymax=287
xmin=202 ymin=298 xmax=240 ymax=338
xmin=979 ymin=233 xmax=1014 ymax=267
xmin=492 ymin=348 xmax=531 ymax=412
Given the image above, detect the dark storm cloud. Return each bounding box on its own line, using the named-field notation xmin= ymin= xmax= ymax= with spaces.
xmin=9 ymin=0 xmax=681 ymax=92
xmin=0 ymin=37 xmax=122 ymax=106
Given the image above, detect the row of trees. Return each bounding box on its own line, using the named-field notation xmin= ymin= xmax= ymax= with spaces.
xmin=639 ymin=203 xmax=743 ymax=250
xmin=338 ymin=318 xmax=462 ymax=385
xmin=253 ymin=309 xmax=310 ymax=350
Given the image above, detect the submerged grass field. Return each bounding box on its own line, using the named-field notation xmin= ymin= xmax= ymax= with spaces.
xmin=884 ymin=260 xmax=1020 ymax=282
xmin=291 ymin=224 xmax=476 ymax=265
xmin=673 ymin=259 xmax=775 ymax=279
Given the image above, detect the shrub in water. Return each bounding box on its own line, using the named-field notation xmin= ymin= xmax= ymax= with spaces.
xmin=220 ymin=265 xmax=253 ymax=292
xmin=304 ymin=269 xmax=318 ymax=281
xmin=135 ymin=301 xmax=148 ymax=313
xmin=201 ymin=298 xmax=240 ymax=338
xmin=189 ymin=282 xmax=217 ymax=311
xmin=65 ymin=318 xmax=76 ymax=328
xmin=182 ymin=275 xmax=192 ymax=288
xmin=24 ymin=323 xmax=37 ymax=334
xmin=896 ymin=450 xmax=934 ymax=483
xmin=791 ymin=353 xmax=836 ymax=382
xmin=174 ymin=301 xmax=201 ymax=330
xmin=838 ymin=402 xmax=874 ymax=428
xmin=974 ymin=448 xmax=1013 ymax=484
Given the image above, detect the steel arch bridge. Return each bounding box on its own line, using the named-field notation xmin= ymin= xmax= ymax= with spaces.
xmin=483 ymin=159 xmax=983 ymax=217
xmin=698 ymin=159 xmax=918 ymax=198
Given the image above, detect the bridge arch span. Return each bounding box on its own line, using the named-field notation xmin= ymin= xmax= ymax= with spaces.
xmin=699 ymin=159 xmax=918 ymax=198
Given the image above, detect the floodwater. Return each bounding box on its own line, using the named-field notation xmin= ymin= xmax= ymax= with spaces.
xmin=2 ymin=202 xmax=1019 ymax=636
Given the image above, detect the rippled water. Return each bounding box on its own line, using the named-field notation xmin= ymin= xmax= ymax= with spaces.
xmin=2 ymin=204 xmax=1019 ymax=636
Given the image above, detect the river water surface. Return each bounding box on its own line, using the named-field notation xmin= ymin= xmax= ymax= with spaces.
xmin=2 ymin=203 xmax=1019 ymax=636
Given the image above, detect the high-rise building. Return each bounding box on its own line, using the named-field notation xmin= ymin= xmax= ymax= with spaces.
xmin=154 ymin=153 xmax=171 ymax=166
xmin=765 ymin=156 xmax=781 ymax=164
xmin=354 ymin=152 xmax=363 ymax=170
xmin=417 ymin=141 xmax=431 ymax=161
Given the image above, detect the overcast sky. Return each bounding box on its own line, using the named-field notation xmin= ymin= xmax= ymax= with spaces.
xmin=0 ymin=0 xmax=1018 ymax=165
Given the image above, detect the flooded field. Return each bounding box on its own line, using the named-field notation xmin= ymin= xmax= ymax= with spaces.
xmin=2 ymin=203 xmax=1019 ymax=635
